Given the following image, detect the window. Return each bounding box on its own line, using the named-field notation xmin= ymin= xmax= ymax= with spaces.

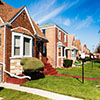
xmin=14 ymin=36 xmax=20 ymax=56
xmin=43 ymin=43 xmax=45 ymax=54
xmin=58 ymin=47 xmax=61 ymax=57
xmin=23 ymin=13 xmax=26 ymax=21
xmin=64 ymin=34 xmax=66 ymax=42
xmin=0 ymin=34 xmax=1 ymax=46
xmin=62 ymin=47 xmax=65 ymax=57
xmin=12 ymin=32 xmax=32 ymax=57
xmin=58 ymin=30 xmax=61 ymax=40
xmin=24 ymin=37 xmax=30 ymax=56
xmin=72 ymin=50 xmax=76 ymax=58
xmin=42 ymin=29 xmax=45 ymax=35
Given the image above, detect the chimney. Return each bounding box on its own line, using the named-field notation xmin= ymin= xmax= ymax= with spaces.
xmin=37 ymin=23 xmax=39 ymax=26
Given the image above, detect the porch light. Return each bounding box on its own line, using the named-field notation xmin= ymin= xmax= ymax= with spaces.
xmin=81 ymin=53 xmax=85 ymax=84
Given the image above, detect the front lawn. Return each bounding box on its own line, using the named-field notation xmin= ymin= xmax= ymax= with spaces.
xmin=57 ymin=62 xmax=100 ymax=79
xmin=22 ymin=62 xmax=100 ymax=100
xmin=0 ymin=88 xmax=51 ymax=100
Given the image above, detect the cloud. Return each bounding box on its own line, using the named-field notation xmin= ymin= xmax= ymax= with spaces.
xmin=64 ymin=19 xmax=71 ymax=26
xmin=29 ymin=0 xmax=79 ymax=24
xmin=75 ymin=16 xmax=93 ymax=30
xmin=36 ymin=5 xmax=65 ymax=24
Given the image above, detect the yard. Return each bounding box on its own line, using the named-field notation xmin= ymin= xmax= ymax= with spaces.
xmin=0 ymin=88 xmax=51 ymax=100
xmin=22 ymin=62 xmax=100 ymax=100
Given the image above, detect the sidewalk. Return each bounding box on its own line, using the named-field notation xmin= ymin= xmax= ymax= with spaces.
xmin=0 ymin=83 xmax=83 ymax=100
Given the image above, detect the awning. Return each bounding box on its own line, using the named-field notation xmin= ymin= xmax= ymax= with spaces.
xmin=70 ymin=46 xmax=78 ymax=51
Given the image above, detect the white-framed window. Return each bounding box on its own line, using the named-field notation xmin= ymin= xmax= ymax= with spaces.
xmin=64 ymin=34 xmax=66 ymax=42
xmin=43 ymin=43 xmax=45 ymax=54
xmin=58 ymin=30 xmax=61 ymax=40
xmin=72 ymin=50 xmax=76 ymax=58
xmin=0 ymin=34 xmax=1 ymax=47
xmin=12 ymin=32 xmax=33 ymax=57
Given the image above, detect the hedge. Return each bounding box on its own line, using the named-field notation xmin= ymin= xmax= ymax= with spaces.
xmin=20 ymin=57 xmax=44 ymax=72
xmin=63 ymin=59 xmax=73 ymax=67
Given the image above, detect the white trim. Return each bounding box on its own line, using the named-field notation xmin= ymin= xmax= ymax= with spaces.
xmin=3 ymin=25 xmax=6 ymax=71
xmin=58 ymin=30 xmax=61 ymax=40
xmin=4 ymin=70 xmax=31 ymax=79
xmin=0 ymin=17 xmax=4 ymax=24
xmin=11 ymin=26 xmax=35 ymax=37
xmin=0 ymin=22 xmax=11 ymax=27
xmin=12 ymin=32 xmax=33 ymax=58
xmin=9 ymin=7 xmax=37 ymax=35
xmin=10 ymin=8 xmax=24 ymax=23
xmin=64 ymin=33 xmax=66 ymax=42
xmin=35 ymin=34 xmax=48 ymax=41
xmin=40 ymin=24 xmax=68 ymax=35
xmin=24 ymin=7 xmax=37 ymax=35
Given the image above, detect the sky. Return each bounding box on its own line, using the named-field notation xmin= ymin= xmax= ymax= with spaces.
xmin=2 ymin=0 xmax=100 ymax=52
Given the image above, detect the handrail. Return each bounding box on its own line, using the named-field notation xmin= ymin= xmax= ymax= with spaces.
xmin=4 ymin=70 xmax=31 ymax=80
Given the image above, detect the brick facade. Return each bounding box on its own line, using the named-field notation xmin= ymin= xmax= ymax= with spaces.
xmin=40 ymin=24 xmax=68 ymax=68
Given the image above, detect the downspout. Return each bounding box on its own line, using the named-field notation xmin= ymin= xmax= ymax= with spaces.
xmin=3 ymin=25 xmax=6 ymax=82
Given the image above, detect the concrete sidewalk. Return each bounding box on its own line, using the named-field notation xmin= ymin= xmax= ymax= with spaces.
xmin=0 ymin=83 xmax=83 ymax=100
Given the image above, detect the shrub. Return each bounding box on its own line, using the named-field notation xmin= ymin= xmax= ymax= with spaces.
xmin=93 ymin=59 xmax=100 ymax=63
xmin=77 ymin=57 xmax=91 ymax=62
xmin=20 ymin=57 xmax=44 ymax=72
xmin=63 ymin=59 xmax=73 ymax=67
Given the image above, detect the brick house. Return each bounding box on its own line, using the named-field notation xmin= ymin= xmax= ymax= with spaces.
xmin=0 ymin=0 xmax=48 ymax=82
xmin=75 ymin=40 xmax=82 ymax=58
xmin=81 ymin=44 xmax=90 ymax=56
xmin=40 ymin=23 xmax=69 ymax=68
xmin=68 ymin=34 xmax=78 ymax=62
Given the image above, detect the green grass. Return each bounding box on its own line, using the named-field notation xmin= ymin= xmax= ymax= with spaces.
xmin=22 ymin=62 xmax=100 ymax=100
xmin=0 ymin=88 xmax=51 ymax=100
xmin=57 ymin=62 xmax=100 ymax=79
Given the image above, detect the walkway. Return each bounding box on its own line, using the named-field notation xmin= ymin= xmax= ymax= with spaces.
xmin=0 ymin=83 xmax=83 ymax=100
xmin=55 ymin=74 xmax=100 ymax=81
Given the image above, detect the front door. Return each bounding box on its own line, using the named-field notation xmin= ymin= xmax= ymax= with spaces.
xmin=0 ymin=64 xmax=3 ymax=82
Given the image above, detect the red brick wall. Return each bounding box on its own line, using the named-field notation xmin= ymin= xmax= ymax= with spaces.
xmin=0 ymin=24 xmax=4 ymax=63
xmin=4 ymin=10 xmax=36 ymax=80
xmin=12 ymin=10 xmax=34 ymax=35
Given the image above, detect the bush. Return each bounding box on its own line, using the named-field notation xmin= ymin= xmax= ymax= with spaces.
xmin=20 ymin=57 xmax=44 ymax=72
xmin=63 ymin=59 xmax=73 ymax=67
xmin=77 ymin=57 xmax=91 ymax=62
xmin=93 ymin=59 xmax=100 ymax=63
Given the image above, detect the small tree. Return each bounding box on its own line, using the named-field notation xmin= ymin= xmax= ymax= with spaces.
xmin=95 ymin=44 xmax=100 ymax=53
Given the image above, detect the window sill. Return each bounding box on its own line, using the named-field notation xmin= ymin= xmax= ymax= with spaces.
xmin=10 ymin=56 xmax=32 ymax=59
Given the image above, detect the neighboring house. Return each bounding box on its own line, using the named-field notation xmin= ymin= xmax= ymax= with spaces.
xmin=68 ymin=34 xmax=78 ymax=62
xmin=75 ymin=40 xmax=82 ymax=58
xmin=93 ymin=53 xmax=100 ymax=59
xmin=81 ymin=44 xmax=90 ymax=56
xmin=0 ymin=0 xmax=48 ymax=82
xmin=39 ymin=23 xmax=69 ymax=68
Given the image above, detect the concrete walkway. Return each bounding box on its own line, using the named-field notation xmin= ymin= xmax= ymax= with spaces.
xmin=0 ymin=97 xmax=3 ymax=100
xmin=0 ymin=83 xmax=83 ymax=100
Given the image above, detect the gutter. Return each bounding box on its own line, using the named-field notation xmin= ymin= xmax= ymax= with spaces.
xmin=0 ymin=22 xmax=11 ymax=81
xmin=0 ymin=22 xmax=11 ymax=27
xmin=35 ymin=34 xmax=48 ymax=42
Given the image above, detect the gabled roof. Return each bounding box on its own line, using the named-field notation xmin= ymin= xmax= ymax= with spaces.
xmin=31 ymin=18 xmax=46 ymax=39
xmin=0 ymin=0 xmax=24 ymax=22
xmin=0 ymin=0 xmax=47 ymax=41
xmin=40 ymin=23 xmax=68 ymax=34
